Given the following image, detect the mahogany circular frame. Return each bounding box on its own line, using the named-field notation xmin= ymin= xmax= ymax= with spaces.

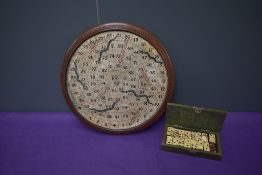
xmin=60 ymin=23 xmax=175 ymax=134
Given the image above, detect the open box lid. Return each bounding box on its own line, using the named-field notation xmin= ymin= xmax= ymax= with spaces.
xmin=166 ymin=103 xmax=227 ymax=132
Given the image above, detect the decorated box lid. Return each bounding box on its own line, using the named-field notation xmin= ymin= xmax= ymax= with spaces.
xmin=166 ymin=103 xmax=227 ymax=132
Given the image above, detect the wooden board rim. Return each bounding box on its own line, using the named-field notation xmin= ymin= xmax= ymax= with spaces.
xmin=60 ymin=22 xmax=175 ymax=134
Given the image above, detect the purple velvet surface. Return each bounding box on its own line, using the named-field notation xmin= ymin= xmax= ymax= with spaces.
xmin=0 ymin=112 xmax=262 ymax=175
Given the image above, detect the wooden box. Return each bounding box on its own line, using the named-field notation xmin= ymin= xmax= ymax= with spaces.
xmin=161 ymin=103 xmax=227 ymax=160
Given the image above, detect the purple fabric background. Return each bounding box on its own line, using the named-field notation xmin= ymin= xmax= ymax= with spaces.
xmin=0 ymin=112 xmax=262 ymax=175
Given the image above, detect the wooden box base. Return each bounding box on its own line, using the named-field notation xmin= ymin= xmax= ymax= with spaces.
xmin=161 ymin=125 xmax=223 ymax=160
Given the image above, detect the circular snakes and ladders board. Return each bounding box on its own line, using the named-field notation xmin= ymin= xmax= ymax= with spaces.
xmin=61 ymin=23 xmax=174 ymax=134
